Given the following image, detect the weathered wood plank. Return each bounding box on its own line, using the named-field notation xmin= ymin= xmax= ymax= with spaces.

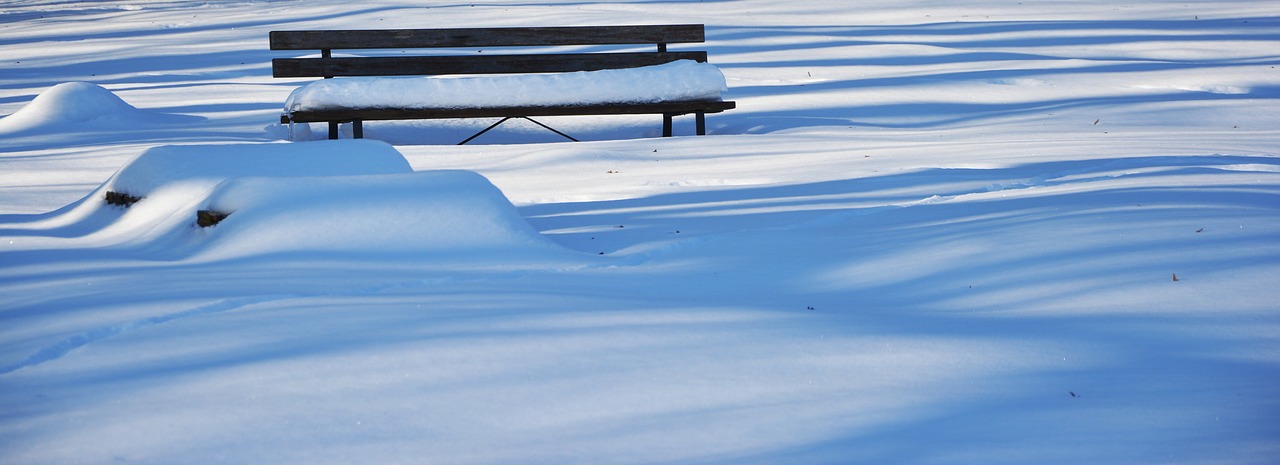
xmin=272 ymin=52 xmax=709 ymax=78
xmin=270 ymin=25 xmax=705 ymax=50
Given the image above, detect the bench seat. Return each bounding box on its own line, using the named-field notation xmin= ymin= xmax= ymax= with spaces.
xmin=283 ymin=100 xmax=736 ymax=141
xmin=284 ymin=60 xmax=728 ymax=112
xmin=284 ymin=100 xmax=738 ymax=123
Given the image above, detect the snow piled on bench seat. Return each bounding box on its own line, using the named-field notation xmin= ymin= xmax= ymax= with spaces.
xmin=283 ymin=60 xmax=728 ymax=112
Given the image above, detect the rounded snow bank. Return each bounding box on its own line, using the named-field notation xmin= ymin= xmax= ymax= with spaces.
xmin=196 ymin=170 xmax=565 ymax=259
xmin=108 ymin=139 xmax=413 ymax=198
xmin=0 ymin=82 xmax=201 ymax=133
xmin=4 ymin=140 xmax=569 ymax=263
xmin=5 ymin=140 xmax=412 ymax=237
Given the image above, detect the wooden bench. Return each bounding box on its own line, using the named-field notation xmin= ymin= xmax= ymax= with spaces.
xmin=269 ymin=24 xmax=736 ymax=143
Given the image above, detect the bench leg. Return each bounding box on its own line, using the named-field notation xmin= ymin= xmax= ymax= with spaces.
xmin=352 ymin=119 xmax=363 ymax=139
xmin=328 ymin=121 xmax=339 ymax=140
xmin=696 ymin=112 xmax=706 ymax=136
xmin=662 ymin=114 xmax=673 ymax=137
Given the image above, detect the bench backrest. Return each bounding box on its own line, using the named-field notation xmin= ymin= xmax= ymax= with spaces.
xmin=270 ymin=24 xmax=711 ymax=78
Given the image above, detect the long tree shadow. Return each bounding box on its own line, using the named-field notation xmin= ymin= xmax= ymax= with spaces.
xmin=522 ymin=154 xmax=1280 ymax=311
xmin=522 ymin=154 xmax=1280 ymax=252
xmin=516 ymin=153 xmax=1280 ymax=463
xmin=709 ymin=18 xmax=1280 ymax=53
xmin=705 ymin=17 xmax=1280 ymax=131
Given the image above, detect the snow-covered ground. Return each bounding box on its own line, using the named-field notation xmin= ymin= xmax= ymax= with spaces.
xmin=2 ymin=1 xmax=1279 ymax=464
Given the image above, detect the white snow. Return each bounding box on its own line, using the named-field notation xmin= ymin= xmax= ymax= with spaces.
xmin=284 ymin=60 xmax=729 ymax=111
xmin=0 ymin=82 xmax=202 ymax=134
xmin=107 ymin=140 xmax=413 ymax=197
xmin=197 ymin=170 xmax=572 ymax=260
xmin=2 ymin=1 xmax=1279 ymax=465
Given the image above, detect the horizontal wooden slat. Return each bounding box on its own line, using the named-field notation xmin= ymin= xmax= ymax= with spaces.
xmin=282 ymin=101 xmax=736 ymax=123
xmin=270 ymin=25 xmax=705 ymax=50
xmin=272 ymin=52 xmax=708 ymax=77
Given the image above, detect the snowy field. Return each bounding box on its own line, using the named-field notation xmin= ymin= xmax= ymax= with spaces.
xmin=2 ymin=1 xmax=1279 ymax=464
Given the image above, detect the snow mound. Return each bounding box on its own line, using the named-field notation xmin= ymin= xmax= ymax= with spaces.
xmin=107 ymin=139 xmax=413 ymax=198
xmin=2 ymin=140 xmax=566 ymax=262
xmin=3 ymin=140 xmax=411 ymax=241
xmin=0 ymin=82 xmax=202 ymax=134
xmin=284 ymin=60 xmax=728 ymax=112
xmin=196 ymin=170 xmax=565 ymax=259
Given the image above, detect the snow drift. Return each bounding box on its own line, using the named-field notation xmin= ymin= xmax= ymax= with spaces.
xmin=3 ymin=140 xmax=564 ymax=262
xmin=195 ymin=170 xmax=568 ymax=259
xmin=106 ymin=139 xmax=413 ymax=198
xmin=0 ymin=82 xmax=202 ymax=134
